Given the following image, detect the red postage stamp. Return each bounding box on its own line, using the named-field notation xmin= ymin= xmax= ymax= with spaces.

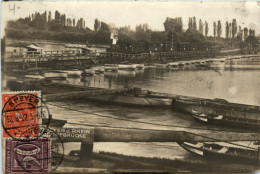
xmin=2 ymin=91 xmax=42 ymax=138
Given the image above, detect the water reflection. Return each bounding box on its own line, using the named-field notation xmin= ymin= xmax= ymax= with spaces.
xmin=67 ymin=77 xmax=81 ymax=86
xmin=118 ymin=70 xmax=136 ymax=78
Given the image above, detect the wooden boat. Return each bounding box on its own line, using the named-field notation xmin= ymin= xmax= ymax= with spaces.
xmin=44 ymin=72 xmax=68 ymax=79
xmin=93 ymin=66 xmax=105 ymax=74
xmin=61 ymin=70 xmax=82 ymax=77
xmin=82 ymin=68 xmax=95 ymax=76
xmin=118 ymin=64 xmax=136 ymax=70
xmin=178 ymin=63 xmax=185 ymax=67
xmin=155 ymin=63 xmax=168 ymax=68
xmin=104 ymin=65 xmax=119 ymax=72
xmin=172 ymin=97 xmax=260 ymax=131
xmin=177 ymin=142 xmax=258 ymax=165
xmin=167 ymin=62 xmax=178 ymax=69
xmin=136 ymin=64 xmax=145 ymax=69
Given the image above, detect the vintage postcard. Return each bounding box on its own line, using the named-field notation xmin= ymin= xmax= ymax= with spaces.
xmin=1 ymin=1 xmax=260 ymax=173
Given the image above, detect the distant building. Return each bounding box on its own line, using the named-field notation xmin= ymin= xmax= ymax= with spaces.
xmin=26 ymin=44 xmax=43 ymax=54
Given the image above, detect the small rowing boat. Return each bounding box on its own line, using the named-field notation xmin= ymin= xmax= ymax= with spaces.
xmin=82 ymin=68 xmax=95 ymax=76
xmin=136 ymin=64 xmax=145 ymax=69
xmin=105 ymin=65 xmax=119 ymax=72
xmin=93 ymin=66 xmax=105 ymax=74
xmin=118 ymin=64 xmax=136 ymax=71
xmin=177 ymin=142 xmax=258 ymax=165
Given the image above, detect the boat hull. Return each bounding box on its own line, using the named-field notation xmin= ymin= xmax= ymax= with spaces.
xmin=84 ymin=94 xmax=172 ymax=107
xmin=178 ymin=142 xmax=258 ymax=165
xmin=82 ymin=69 xmax=95 ymax=76
xmin=191 ymin=113 xmax=260 ymax=130
xmin=172 ymin=99 xmax=260 ymax=131
xmin=136 ymin=64 xmax=145 ymax=69
xmin=118 ymin=64 xmax=136 ymax=70
xmin=105 ymin=66 xmax=119 ymax=72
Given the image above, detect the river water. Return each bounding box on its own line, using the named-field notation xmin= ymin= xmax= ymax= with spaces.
xmin=51 ymin=66 xmax=260 ymax=105
xmin=3 ymin=50 xmax=260 ymax=170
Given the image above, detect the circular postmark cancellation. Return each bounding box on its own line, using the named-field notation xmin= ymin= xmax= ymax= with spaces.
xmin=2 ymin=92 xmax=51 ymax=141
xmin=11 ymin=127 xmax=64 ymax=173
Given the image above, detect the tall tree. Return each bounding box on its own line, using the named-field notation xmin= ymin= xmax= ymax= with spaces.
xmin=244 ymin=27 xmax=248 ymax=40
xmin=76 ymin=18 xmax=84 ymax=28
xmin=237 ymin=26 xmax=242 ymax=40
xmin=231 ymin=19 xmax=237 ymax=38
xmin=73 ymin=19 xmax=75 ymax=27
xmin=199 ymin=19 xmax=203 ymax=34
xmin=213 ymin=22 xmax=217 ymax=38
xmin=100 ymin=21 xmax=109 ymax=31
xmin=229 ymin=23 xmax=232 ymax=38
xmin=249 ymin=29 xmax=252 ymax=36
xmin=188 ymin=17 xmax=193 ymax=30
xmin=48 ymin=11 xmax=51 ymax=22
xmin=192 ymin=17 xmax=197 ymax=31
xmin=163 ymin=17 xmax=183 ymax=32
xmin=217 ymin=20 xmax=222 ymax=38
xmin=94 ymin=19 xmax=101 ymax=31
xmin=43 ymin=11 xmax=47 ymax=22
xmin=252 ymin=29 xmax=255 ymax=37
xmin=60 ymin=14 xmax=66 ymax=26
xmin=225 ymin=22 xmax=229 ymax=39
xmin=135 ymin=24 xmax=151 ymax=42
xmin=55 ymin=10 xmax=60 ymax=23
xmin=204 ymin=21 xmax=208 ymax=36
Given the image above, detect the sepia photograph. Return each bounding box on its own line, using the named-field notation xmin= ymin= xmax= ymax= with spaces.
xmin=1 ymin=1 xmax=260 ymax=173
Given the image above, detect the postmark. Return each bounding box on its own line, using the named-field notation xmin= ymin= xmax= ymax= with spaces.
xmin=2 ymin=91 xmax=51 ymax=140
xmin=5 ymin=127 xmax=64 ymax=173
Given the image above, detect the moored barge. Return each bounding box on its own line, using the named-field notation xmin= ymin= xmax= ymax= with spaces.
xmin=172 ymin=97 xmax=260 ymax=130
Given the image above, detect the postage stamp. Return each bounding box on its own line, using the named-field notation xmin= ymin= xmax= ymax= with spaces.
xmin=2 ymin=91 xmax=51 ymax=139
xmin=5 ymin=138 xmax=50 ymax=173
xmin=4 ymin=128 xmax=65 ymax=173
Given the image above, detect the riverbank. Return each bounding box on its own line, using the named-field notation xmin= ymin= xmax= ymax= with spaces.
xmin=61 ymin=151 xmax=259 ymax=173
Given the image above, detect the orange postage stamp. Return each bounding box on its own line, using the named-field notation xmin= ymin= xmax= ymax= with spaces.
xmin=2 ymin=92 xmax=42 ymax=138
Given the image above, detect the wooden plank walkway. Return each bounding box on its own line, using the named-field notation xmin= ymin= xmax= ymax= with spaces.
xmin=92 ymin=127 xmax=259 ymax=142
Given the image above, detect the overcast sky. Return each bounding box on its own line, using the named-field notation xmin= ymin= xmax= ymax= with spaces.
xmin=1 ymin=1 xmax=260 ymax=38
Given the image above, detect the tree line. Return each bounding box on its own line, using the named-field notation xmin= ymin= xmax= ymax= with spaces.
xmin=5 ymin=10 xmax=258 ymax=45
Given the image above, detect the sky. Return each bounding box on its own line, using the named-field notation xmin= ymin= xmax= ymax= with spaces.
xmin=1 ymin=1 xmax=260 ymax=38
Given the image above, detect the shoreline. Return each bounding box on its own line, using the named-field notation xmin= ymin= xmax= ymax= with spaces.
xmin=61 ymin=151 xmax=258 ymax=173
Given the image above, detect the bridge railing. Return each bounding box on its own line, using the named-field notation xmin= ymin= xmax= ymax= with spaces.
xmin=4 ymin=50 xmax=224 ymax=63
